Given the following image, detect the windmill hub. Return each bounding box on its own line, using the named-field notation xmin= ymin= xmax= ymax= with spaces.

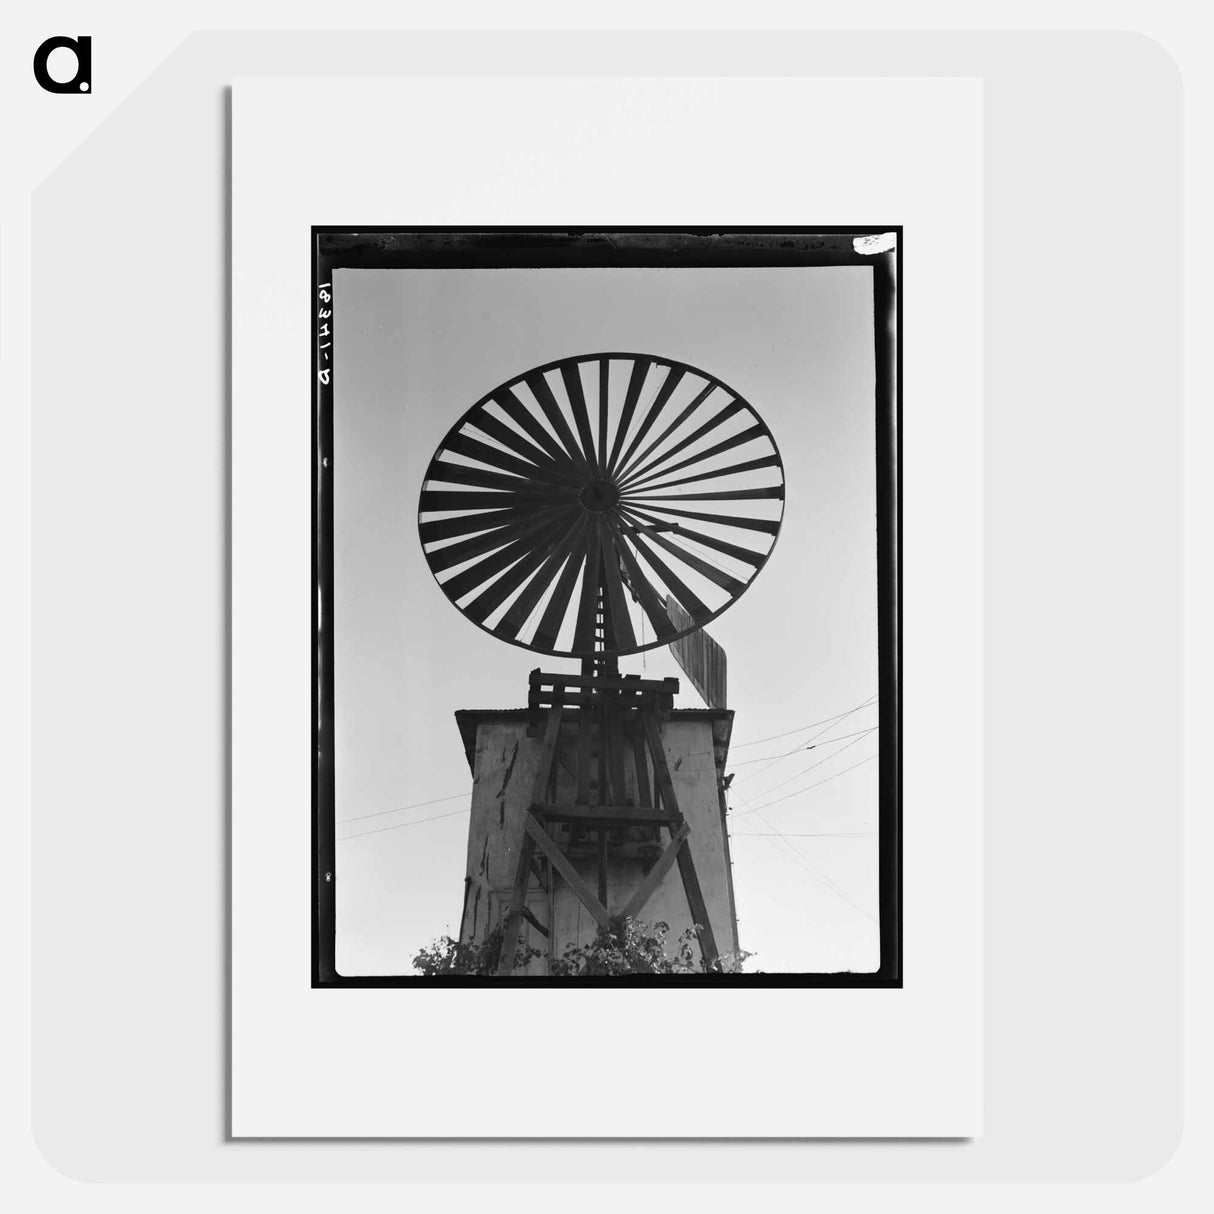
xmin=578 ymin=477 xmax=620 ymax=513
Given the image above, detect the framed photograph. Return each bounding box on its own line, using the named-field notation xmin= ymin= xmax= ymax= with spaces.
xmin=233 ymin=75 xmax=979 ymax=1137
xmin=313 ymin=228 xmax=900 ymax=986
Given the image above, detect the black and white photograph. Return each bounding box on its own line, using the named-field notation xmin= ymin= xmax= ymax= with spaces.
xmin=314 ymin=228 xmax=900 ymax=984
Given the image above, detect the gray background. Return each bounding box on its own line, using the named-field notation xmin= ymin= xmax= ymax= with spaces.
xmin=31 ymin=30 xmax=1181 ymax=1181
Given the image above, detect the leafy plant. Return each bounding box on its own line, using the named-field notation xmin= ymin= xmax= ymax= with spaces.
xmin=413 ymin=917 xmax=753 ymax=976
xmin=411 ymin=924 xmax=543 ymax=976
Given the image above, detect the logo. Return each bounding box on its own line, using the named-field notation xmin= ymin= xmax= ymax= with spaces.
xmin=33 ymin=35 xmax=91 ymax=94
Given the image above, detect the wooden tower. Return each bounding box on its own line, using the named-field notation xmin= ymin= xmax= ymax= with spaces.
xmin=418 ymin=353 xmax=784 ymax=974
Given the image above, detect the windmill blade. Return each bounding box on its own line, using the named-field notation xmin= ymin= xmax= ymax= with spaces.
xmin=496 ymin=514 xmax=593 ymax=642
xmin=621 ymin=425 xmax=771 ymax=491
xmin=614 ymin=380 xmax=717 ymax=485
xmin=618 ymin=399 xmax=745 ymax=489
xmin=624 ymin=527 xmax=713 ymax=623
xmin=461 ymin=510 xmax=581 ymax=622
xmin=617 ymin=508 xmax=748 ymax=595
xmin=426 ymin=509 xmax=564 ymax=575
xmin=557 ymin=361 xmax=599 ymax=470
xmin=424 ymin=459 xmax=548 ymax=493
xmin=493 ymin=385 xmax=586 ymax=479
xmin=440 ymin=430 xmax=572 ymax=483
xmin=524 ymin=370 xmax=590 ymax=467
xmin=612 ymin=364 xmax=687 ymax=477
xmin=419 ymin=487 xmax=574 ymax=513
xmin=440 ymin=510 xmax=575 ymax=604
xmin=417 ymin=352 xmax=784 ymax=658
xmin=621 ymin=501 xmax=781 ymax=536
xmin=627 ymin=485 xmax=785 ymax=504
xmin=606 ymin=356 xmax=652 ymax=475
xmin=620 ymin=504 xmax=772 ymax=566
xmin=464 ymin=410 xmax=584 ymax=487
xmin=624 ymin=453 xmax=782 ymax=495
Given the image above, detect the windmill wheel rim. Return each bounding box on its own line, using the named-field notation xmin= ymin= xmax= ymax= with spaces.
xmin=417 ymin=352 xmax=785 ymax=659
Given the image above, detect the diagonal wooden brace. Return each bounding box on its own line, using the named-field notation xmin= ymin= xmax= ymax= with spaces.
xmin=496 ymin=702 xmax=564 ymax=975
xmin=524 ymin=813 xmax=612 ymax=930
xmin=495 ymin=828 xmax=536 ymax=975
xmin=620 ymin=821 xmax=691 ymax=920
xmin=642 ymin=711 xmax=720 ymax=967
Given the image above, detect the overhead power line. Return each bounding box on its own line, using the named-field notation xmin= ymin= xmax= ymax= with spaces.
xmin=727 ymin=699 xmax=879 ymax=750
xmin=731 ymin=831 xmax=875 ymax=838
xmin=337 ymin=792 xmax=467 ymax=827
xmin=727 ymin=787 xmax=878 ymax=925
xmin=746 ymin=729 xmax=877 ymax=798
xmin=734 ymin=753 xmax=879 ymax=816
xmin=728 ymin=725 xmax=878 ymax=767
xmin=337 ymin=805 xmax=470 ymax=843
xmin=734 ymin=692 xmax=878 ymax=785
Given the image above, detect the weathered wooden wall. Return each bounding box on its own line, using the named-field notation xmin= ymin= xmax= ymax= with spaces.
xmin=456 ymin=709 xmax=738 ymax=973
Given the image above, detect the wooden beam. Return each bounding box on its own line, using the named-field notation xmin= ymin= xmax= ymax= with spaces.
xmin=531 ymin=803 xmax=680 ymax=824
xmin=641 ymin=712 xmax=720 ymax=967
xmin=632 ymin=729 xmax=652 ymax=808
xmin=576 ymin=708 xmax=594 ymax=804
xmin=531 ymin=702 xmax=564 ymax=806
xmin=529 ymin=671 xmax=679 ymax=695
xmin=528 ymin=690 xmax=649 ymax=709
xmin=597 ymin=829 xmax=609 ymax=910
xmin=606 ymin=704 xmax=630 ymax=807
xmin=529 ymin=857 xmax=548 ymax=892
xmin=495 ymin=829 xmax=536 ymax=975
xmin=672 ymin=830 xmax=719 ymax=968
xmin=641 ymin=710 xmax=680 ymax=817
xmin=620 ymin=822 xmax=690 ymax=921
xmin=524 ymin=814 xmax=612 ymax=930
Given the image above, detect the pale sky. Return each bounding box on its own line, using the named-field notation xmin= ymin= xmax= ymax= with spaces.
xmin=333 ymin=264 xmax=879 ymax=975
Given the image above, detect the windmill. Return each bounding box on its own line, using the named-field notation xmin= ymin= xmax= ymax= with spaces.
xmin=419 ymin=352 xmax=784 ymax=974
